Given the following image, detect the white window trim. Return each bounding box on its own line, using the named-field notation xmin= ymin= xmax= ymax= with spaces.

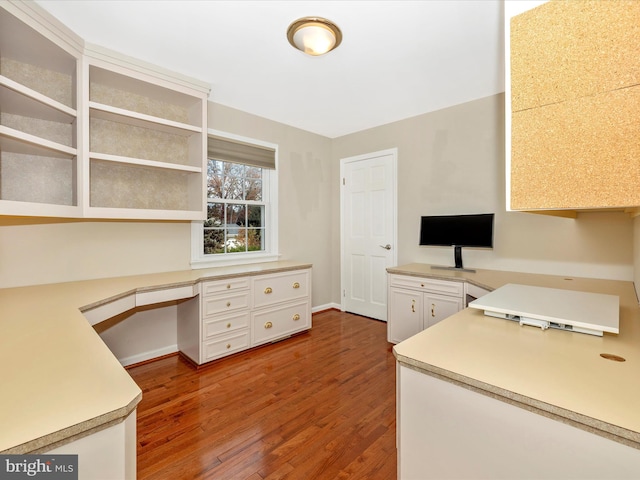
xmin=191 ymin=129 xmax=279 ymax=269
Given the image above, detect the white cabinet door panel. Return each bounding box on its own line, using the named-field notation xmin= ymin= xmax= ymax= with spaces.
xmin=388 ymin=288 xmax=423 ymax=344
xmin=424 ymin=293 xmax=463 ymax=329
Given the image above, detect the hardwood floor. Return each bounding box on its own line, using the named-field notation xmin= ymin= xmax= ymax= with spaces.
xmin=128 ymin=310 xmax=397 ymax=480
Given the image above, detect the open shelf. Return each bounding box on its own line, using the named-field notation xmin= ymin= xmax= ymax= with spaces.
xmin=0 ymin=8 xmax=77 ymax=108
xmin=89 ymin=152 xmax=202 ymax=173
xmin=0 ymin=125 xmax=77 ymax=158
xmin=1 ymin=76 xmax=76 ymax=122
xmin=89 ymin=102 xmax=200 ymax=136
xmin=89 ymin=64 xmax=204 ymax=126
xmin=88 ymin=159 xmax=204 ymax=217
xmin=0 ymin=3 xmax=80 ymax=217
xmin=0 ymin=2 xmax=209 ymax=220
xmin=85 ymin=59 xmax=207 ymax=218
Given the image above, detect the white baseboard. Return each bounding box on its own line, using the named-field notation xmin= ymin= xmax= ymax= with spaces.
xmin=119 ymin=344 xmax=178 ymax=367
xmin=119 ymin=305 xmax=342 ymax=366
xmin=312 ymin=302 xmax=341 ymax=313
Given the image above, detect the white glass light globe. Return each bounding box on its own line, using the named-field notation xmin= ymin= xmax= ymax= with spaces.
xmin=292 ymin=23 xmax=337 ymax=56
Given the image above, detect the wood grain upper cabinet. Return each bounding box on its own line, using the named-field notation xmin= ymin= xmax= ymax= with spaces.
xmin=507 ymin=1 xmax=640 ymax=212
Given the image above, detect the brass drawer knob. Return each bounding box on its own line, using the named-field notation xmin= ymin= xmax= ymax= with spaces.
xmin=293 ymin=282 xmax=300 ymax=289
xmin=226 ymin=284 xmax=231 ymax=289
xmin=264 ymin=321 xmax=273 ymax=329
xmin=226 ymin=322 xmax=231 ymax=328
xmin=292 ymin=313 xmax=300 ymax=321
xmin=226 ymin=343 xmax=231 ymax=349
xmin=226 ymin=301 xmax=231 ymax=307
xmin=264 ymin=287 xmax=273 ymax=294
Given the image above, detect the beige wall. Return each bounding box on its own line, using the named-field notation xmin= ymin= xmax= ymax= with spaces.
xmin=331 ymin=93 xmax=633 ymax=303
xmin=95 ymin=303 xmax=179 ymax=366
xmin=208 ymin=103 xmax=334 ymax=308
xmin=0 ymin=95 xmax=634 ymax=307
xmin=0 ymin=102 xmax=336 ymax=309
xmin=0 ymin=218 xmax=192 ymax=288
xmin=3 ymin=94 xmax=636 ymax=365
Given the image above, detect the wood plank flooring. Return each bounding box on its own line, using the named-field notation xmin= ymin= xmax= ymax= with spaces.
xmin=128 ymin=310 xmax=397 ymax=479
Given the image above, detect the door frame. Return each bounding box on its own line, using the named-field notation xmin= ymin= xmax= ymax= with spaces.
xmin=340 ymin=148 xmax=398 ymax=315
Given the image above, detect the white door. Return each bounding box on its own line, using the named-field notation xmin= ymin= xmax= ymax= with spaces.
xmin=341 ymin=149 xmax=397 ymax=321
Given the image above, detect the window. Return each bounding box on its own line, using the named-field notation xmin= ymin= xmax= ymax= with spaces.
xmin=191 ymin=130 xmax=278 ymax=267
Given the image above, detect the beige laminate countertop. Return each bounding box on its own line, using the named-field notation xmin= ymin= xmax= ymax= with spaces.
xmin=391 ymin=263 xmax=640 ymax=448
xmin=0 ymin=261 xmax=311 ymax=454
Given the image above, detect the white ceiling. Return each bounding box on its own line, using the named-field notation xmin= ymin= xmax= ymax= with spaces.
xmin=36 ymin=0 xmax=505 ymax=139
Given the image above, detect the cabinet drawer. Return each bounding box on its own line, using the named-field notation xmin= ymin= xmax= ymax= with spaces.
xmin=202 ymin=291 xmax=250 ymax=317
xmin=203 ymin=311 xmax=250 ymax=340
xmin=251 ymin=300 xmax=310 ymax=346
xmin=253 ymin=269 xmax=310 ymax=308
xmin=136 ymin=285 xmax=196 ymax=307
xmin=201 ymin=277 xmax=250 ymax=296
xmin=389 ymin=274 xmax=463 ymax=297
xmin=202 ymin=330 xmax=250 ymax=362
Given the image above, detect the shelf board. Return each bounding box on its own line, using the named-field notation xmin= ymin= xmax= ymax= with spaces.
xmin=89 ymin=152 xmax=202 ymax=173
xmin=0 ymin=125 xmax=77 ymax=158
xmin=84 ymin=206 xmax=205 ymax=221
xmin=89 ymin=64 xmax=206 ymax=109
xmin=0 ymin=75 xmax=76 ymax=122
xmin=89 ymin=102 xmax=201 ymax=136
xmin=0 ymin=198 xmax=80 ymax=218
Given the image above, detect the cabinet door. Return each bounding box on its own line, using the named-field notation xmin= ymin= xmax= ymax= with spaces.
xmin=388 ymin=288 xmax=423 ymax=344
xmin=424 ymin=293 xmax=463 ymax=329
xmin=508 ymin=2 xmax=640 ymax=211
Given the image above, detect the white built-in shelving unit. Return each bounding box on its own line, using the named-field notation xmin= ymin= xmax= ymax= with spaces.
xmin=0 ymin=0 xmax=210 ymax=220
xmin=84 ymin=54 xmax=209 ymax=219
xmin=0 ymin=1 xmax=82 ymax=217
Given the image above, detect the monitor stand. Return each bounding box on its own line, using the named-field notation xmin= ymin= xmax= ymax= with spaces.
xmin=430 ymin=246 xmax=477 ymax=273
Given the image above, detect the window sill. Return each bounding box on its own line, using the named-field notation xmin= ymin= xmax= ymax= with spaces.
xmin=190 ymin=252 xmax=281 ymax=270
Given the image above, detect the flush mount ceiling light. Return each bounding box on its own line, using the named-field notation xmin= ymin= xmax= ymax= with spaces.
xmin=287 ymin=17 xmax=342 ymax=56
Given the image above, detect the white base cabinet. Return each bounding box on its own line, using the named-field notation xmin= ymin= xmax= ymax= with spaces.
xmin=251 ymin=269 xmax=311 ymax=347
xmin=46 ymin=410 xmax=136 ymax=480
xmin=398 ymin=365 xmax=640 ymax=479
xmin=178 ymin=267 xmax=312 ymax=365
xmin=387 ymin=274 xmax=463 ymax=344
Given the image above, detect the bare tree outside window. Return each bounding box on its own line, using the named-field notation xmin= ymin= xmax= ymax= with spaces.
xmin=204 ymin=160 xmax=265 ymax=255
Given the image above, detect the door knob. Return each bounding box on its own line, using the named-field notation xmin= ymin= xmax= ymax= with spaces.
xmin=379 ymin=244 xmax=391 ymax=250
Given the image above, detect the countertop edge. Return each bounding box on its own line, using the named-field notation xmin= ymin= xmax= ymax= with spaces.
xmin=80 ymin=263 xmax=314 ymax=312
xmin=394 ymin=350 xmax=640 ymax=450
xmin=2 ymin=261 xmax=313 ymax=454
xmin=386 ymin=266 xmax=495 ymax=292
xmin=2 ymin=392 xmax=142 ymax=454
